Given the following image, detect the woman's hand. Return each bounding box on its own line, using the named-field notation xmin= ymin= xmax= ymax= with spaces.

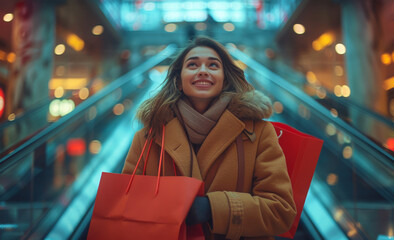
xmin=186 ymin=196 xmax=212 ymax=225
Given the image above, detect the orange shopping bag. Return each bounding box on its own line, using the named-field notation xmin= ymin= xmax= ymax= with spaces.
xmin=87 ymin=126 xmax=205 ymax=240
xmin=272 ymin=122 xmax=324 ymax=239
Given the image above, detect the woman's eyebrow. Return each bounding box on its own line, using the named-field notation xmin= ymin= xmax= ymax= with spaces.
xmin=184 ymin=56 xmax=222 ymax=63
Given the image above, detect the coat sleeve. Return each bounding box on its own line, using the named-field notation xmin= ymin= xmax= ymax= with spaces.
xmin=207 ymin=122 xmax=296 ymax=239
xmin=121 ymin=129 xmax=145 ymax=174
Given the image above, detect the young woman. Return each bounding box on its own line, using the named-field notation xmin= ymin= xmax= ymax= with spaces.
xmin=122 ymin=37 xmax=296 ymax=240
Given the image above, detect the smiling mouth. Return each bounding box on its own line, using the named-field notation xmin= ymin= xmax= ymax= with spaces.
xmin=193 ymin=80 xmax=213 ymax=86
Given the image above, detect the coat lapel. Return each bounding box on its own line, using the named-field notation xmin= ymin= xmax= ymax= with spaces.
xmin=197 ymin=110 xmax=245 ymax=178
xmin=155 ymin=118 xmax=203 ymax=180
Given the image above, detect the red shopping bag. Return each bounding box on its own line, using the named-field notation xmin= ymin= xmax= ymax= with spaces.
xmin=87 ymin=126 xmax=205 ymax=240
xmin=271 ymin=122 xmax=323 ymax=239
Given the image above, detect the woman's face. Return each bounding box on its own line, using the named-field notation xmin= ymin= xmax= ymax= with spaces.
xmin=180 ymin=46 xmax=224 ymax=112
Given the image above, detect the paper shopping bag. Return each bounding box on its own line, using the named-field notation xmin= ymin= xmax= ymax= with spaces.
xmin=88 ymin=125 xmax=205 ymax=240
xmin=87 ymin=172 xmax=205 ymax=240
xmin=271 ymin=122 xmax=323 ymax=239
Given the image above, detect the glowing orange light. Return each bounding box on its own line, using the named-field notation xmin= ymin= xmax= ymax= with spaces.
xmin=306 ymin=71 xmax=317 ymax=84
xmin=66 ymin=33 xmax=84 ymax=51
xmin=312 ymin=32 xmax=335 ymax=51
xmin=49 ymin=78 xmax=87 ymax=90
xmin=7 ymin=52 xmax=16 ymax=63
xmin=384 ymin=77 xmax=394 ymax=90
xmin=312 ymin=41 xmax=323 ymax=51
xmin=320 ymin=33 xmax=335 ymax=46
xmin=381 ymin=53 xmax=391 ymax=65
xmin=387 ymin=138 xmax=394 ymax=151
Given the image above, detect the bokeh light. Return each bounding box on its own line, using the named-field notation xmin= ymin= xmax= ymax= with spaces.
xmin=343 ymin=146 xmax=353 ymax=159
xmin=293 ymin=23 xmax=305 ymax=34
xmin=335 ymin=43 xmax=346 ymax=54
xmin=381 ymin=53 xmax=391 ymax=65
xmin=67 ymin=34 xmax=85 ymax=51
xmin=79 ymin=87 xmax=89 ymax=100
xmin=54 ymin=44 xmax=66 ymax=55
xmin=273 ymin=101 xmax=283 ymax=114
xmin=7 ymin=52 xmax=15 ymax=63
xmin=326 ymin=123 xmax=336 ymax=136
xmin=54 ymin=87 xmax=64 ymax=98
xmin=92 ymin=25 xmax=104 ymax=35
xmin=195 ymin=22 xmax=207 ymax=31
xmin=342 ymin=85 xmax=351 ymax=97
xmin=3 ymin=13 xmax=13 ymax=22
xmin=326 ymin=173 xmax=338 ymax=185
xmin=8 ymin=113 xmax=16 ymax=121
xmin=330 ymin=108 xmax=338 ymax=118
xmin=113 ymin=103 xmax=125 ymax=115
xmin=306 ymin=71 xmax=317 ymax=84
xmin=89 ymin=140 xmax=101 ymax=154
xmin=334 ymin=85 xmax=342 ymax=97
xmin=164 ymin=23 xmax=177 ymax=32
xmin=334 ymin=66 xmax=344 ymax=76
xmin=223 ymin=23 xmax=235 ymax=31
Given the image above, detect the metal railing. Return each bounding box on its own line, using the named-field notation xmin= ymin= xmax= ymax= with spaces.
xmin=0 ymin=44 xmax=176 ymax=240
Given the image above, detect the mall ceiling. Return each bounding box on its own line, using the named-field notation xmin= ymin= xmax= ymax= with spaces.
xmin=0 ymin=0 xmax=300 ymax=53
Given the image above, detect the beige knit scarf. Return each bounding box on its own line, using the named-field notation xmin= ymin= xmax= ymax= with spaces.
xmin=176 ymin=95 xmax=232 ymax=145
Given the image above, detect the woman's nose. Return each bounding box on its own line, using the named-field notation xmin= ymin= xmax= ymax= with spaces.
xmin=198 ymin=64 xmax=208 ymax=75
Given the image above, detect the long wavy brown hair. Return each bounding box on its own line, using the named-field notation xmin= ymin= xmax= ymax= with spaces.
xmin=137 ymin=36 xmax=254 ymax=136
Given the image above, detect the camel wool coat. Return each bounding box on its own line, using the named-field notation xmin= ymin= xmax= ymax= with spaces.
xmin=122 ymin=92 xmax=296 ymax=240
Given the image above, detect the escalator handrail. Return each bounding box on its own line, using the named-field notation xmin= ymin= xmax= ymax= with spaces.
xmin=0 ymin=44 xmax=176 ymax=173
xmin=0 ymin=91 xmax=73 ymax=132
xmin=320 ymin=89 xmax=393 ymax=129
xmin=228 ymin=46 xmax=393 ymax=164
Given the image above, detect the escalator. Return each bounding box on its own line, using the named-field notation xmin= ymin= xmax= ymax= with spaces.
xmin=0 ymin=44 xmax=392 ymax=240
xmin=0 ymin=45 xmax=176 ymax=240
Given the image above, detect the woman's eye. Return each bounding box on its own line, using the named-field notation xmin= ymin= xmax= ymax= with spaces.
xmin=187 ymin=62 xmax=197 ymax=67
xmin=210 ymin=62 xmax=219 ymax=68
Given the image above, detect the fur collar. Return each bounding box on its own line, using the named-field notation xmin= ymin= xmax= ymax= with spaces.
xmin=225 ymin=90 xmax=272 ymax=120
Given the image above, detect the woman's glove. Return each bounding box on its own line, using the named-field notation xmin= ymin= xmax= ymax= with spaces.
xmin=186 ymin=196 xmax=212 ymax=225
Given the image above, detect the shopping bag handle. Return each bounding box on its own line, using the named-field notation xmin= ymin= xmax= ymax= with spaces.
xmin=277 ymin=130 xmax=283 ymax=139
xmin=125 ymin=126 xmax=166 ymax=196
xmin=142 ymin=138 xmax=153 ymax=175
xmin=155 ymin=125 xmax=166 ymax=195
xmin=141 ymin=132 xmax=177 ymax=177
xmin=126 ymin=128 xmax=152 ymax=193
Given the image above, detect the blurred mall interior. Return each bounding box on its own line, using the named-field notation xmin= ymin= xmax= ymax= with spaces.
xmin=0 ymin=0 xmax=393 ymax=239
